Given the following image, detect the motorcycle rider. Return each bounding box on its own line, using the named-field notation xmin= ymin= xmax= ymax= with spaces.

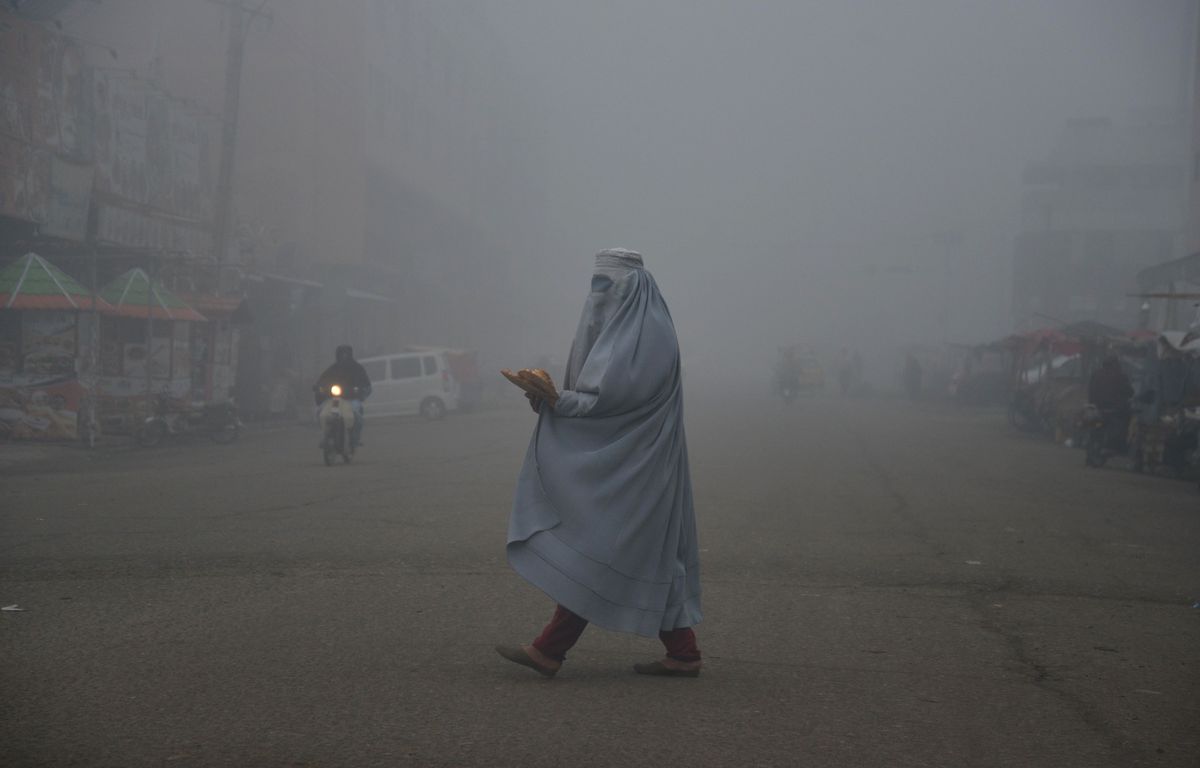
xmin=1087 ymin=354 xmax=1133 ymax=453
xmin=774 ymin=346 xmax=801 ymax=399
xmin=314 ymin=345 xmax=372 ymax=449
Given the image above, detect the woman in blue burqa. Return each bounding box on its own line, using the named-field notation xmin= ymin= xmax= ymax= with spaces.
xmin=496 ymin=249 xmax=703 ymax=678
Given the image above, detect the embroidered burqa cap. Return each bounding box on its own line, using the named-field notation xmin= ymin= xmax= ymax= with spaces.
xmin=507 ymin=250 xmax=702 ymax=635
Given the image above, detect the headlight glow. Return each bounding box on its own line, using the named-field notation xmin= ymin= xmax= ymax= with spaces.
xmin=330 ymin=384 xmax=343 ymax=397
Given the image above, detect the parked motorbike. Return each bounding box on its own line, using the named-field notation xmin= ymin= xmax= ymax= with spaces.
xmin=136 ymin=390 xmax=241 ymax=448
xmin=1081 ymin=404 xmax=1129 ymax=468
xmin=316 ymin=383 xmax=358 ymax=466
xmin=1158 ymin=408 xmax=1200 ymax=478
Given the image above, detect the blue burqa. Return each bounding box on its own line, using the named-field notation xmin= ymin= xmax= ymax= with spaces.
xmin=507 ymin=250 xmax=703 ymax=637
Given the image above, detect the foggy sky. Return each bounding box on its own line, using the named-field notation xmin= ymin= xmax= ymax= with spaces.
xmin=481 ymin=0 xmax=1193 ymax=378
xmin=50 ymin=0 xmax=1195 ymax=381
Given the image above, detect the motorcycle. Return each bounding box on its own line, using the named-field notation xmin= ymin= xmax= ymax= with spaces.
xmin=1157 ymin=408 xmax=1200 ymax=478
xmin=773 ymin=371 xmax=800 ymax=405
xmin=316 ymin=383 xmax=359 ymax=466
xmin=136 ymin=390 xmax=241 ymax=448
xmin=1081 ymin=404 xmax=1129 ymax=468
xmin=776 ymin=382 xmax=798 ymax=404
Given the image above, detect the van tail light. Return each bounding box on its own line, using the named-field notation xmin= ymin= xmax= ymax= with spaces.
xmin=442 ymin=369 xmax=450 ymax=392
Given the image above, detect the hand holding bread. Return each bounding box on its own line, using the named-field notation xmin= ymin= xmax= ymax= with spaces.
xmin=501 ymin=367 xmax=559 ymax=406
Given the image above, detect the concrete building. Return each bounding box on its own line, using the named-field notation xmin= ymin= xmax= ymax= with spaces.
xmin=360 ymin=1 xmax=544 ymax=352
xmin=46 ymin=0 xmax=545 ymax=415
xmin=1136 ymin=3 xmax=1200 ymax=333
xmin=1185 ymin=3 xmax=1200 ymax=257
xmin=1013 ymin=115 xmax=1187 ymax=331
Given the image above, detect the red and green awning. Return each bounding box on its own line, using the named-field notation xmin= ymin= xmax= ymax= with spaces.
xmin=99 ymin=268 xmax=207 ymax=322
xmin=0 ymin=253 xmax=114 ymax=312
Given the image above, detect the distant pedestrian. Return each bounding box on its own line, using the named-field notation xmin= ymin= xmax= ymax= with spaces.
xmin=904 ymin=354 xmax=923 ymax=400
xmin=496 ymin=249 xmax=703 ymax=678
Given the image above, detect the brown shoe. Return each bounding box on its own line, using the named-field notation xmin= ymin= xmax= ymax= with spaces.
xmin=495 ymin=644 xmax=559 ymax=678
xmin=633 ymin=660 xmax=701 ymax=678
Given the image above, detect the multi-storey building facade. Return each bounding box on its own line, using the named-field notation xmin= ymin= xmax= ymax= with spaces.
xmin=19 ymin=0 xmax=546 ymax=416
xmin=1013 ymin=115 xmax=1186 ymax=330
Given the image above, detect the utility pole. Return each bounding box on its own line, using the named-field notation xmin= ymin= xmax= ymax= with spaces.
xmin=144 ymin=262 xmax=155 ymax=408
xmin=207 ymin=0 xmax=271 ymax=295
xmin=82 ymin=207 xmax=101 ymax=448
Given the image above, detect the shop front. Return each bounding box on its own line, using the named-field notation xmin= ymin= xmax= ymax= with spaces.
xmin=0 ymin=253 xmax=111 ymax=441
xmin=94 ymin=268 xmax=206 ymax=435
xmin=177 ymin=293 xmax=251 ymax=403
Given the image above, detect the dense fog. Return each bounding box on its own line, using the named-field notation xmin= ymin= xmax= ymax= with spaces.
xmin=34 ymin=1 xmax=1192 ymax=395
xmin=5 ymin=5 xmax=1200 ymax=764
xmin=481 ymin=0 xmax=1193 ymax=385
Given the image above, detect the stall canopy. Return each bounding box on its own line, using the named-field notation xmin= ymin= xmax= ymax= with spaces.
xmin=176 ymin=293 xmax=253 ymax=324
xmin=1160 ymin=330 xmax=1200 ymax=355
xmin=0 ymin=253 xmax=114 ymax=311
xmin=99 ymin=269 xmax=206 ymax=322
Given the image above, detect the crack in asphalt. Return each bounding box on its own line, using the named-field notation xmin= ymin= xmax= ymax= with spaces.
xmin=850 ymin=430 xmax=934 ymax=550
xmin=849 ymin=423 xmax=1138 ymax=764
xmin=967 ymin=583 xmax=1139 ymax=765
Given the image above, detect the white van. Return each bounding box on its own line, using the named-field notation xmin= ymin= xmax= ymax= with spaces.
xmin=358 ymin=349 xmax=459 ymax=420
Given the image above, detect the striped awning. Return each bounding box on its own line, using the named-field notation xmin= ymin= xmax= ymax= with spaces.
xmin=99 ymin=269 xmax=207 ymax=322
xmin=0 ymin=253 xmax=114 ymax=312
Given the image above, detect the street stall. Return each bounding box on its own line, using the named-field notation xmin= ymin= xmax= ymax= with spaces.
xmin=1007 ymin=324 xmax=1161 ymax=445
xmin=1003 ymin=328 xmax=1087 ymax=439
xmin=94 ymin=268 xmax=206 ymax=435
xmin=0 ymin=253 xmax=113 ymax=441
xmin=1128 ymin=331 xmax=1200 ymax=476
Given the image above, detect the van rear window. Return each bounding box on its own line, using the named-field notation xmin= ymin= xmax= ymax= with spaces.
xmin=423 ymin=356 xmax=437 ymax=375
xmin=390 ymin=357 xmax=421 ymax=379
xmin=362 ymin=360 xmax=385 ymax=381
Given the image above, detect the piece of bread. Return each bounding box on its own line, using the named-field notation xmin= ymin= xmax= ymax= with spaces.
xmin=502 ymin=368 xmax=558 ymax=403
xmin=501 ymin=369 xmax=532 ymax=390
xmin=518 ymin=369 xmax=557 ymax=399
xmin=518 ymin=368 xmax=552 ymax=390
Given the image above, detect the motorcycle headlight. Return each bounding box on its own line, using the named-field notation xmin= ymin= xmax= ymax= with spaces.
xmin=330 ymin=384 xmax=343 ymax=397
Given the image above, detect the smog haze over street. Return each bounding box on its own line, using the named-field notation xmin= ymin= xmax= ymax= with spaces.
xmin=2 ymin=2 xmax=1199 ymax=767
xmin=42 ymin=0 xmax=1193 ymax=373
xmin=479 ymin=0 xmax=1191 ymax=375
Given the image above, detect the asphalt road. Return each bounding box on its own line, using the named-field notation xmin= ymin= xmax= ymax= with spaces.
xmin=1 ymin=386 xmax=1198 ymax=767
